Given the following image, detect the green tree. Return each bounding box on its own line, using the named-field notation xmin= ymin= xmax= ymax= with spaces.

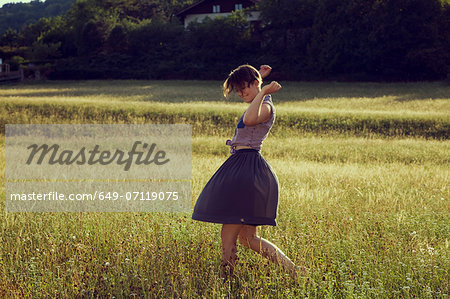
xmin=258 ymin=0 xmax=317 ymax=78
xmin=0 ymin=28 xmax=20 ymax=47
xmin=364 ymin=0 xmax=446 ymax=79
xmin=106 ymin=25 xmax=128 ymax=53
xmin=30 ymin=40 xmax=61 ymax=60
xmin=78 ymin=20 xmax=104 ymax=56
xmin=182 ymin=11 xmax=258 ymax=78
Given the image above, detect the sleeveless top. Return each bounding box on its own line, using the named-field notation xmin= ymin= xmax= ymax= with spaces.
xmin=226 ymin=95 xmax=275 ymax=154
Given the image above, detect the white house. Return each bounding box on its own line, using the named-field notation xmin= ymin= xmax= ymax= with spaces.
xmin=176 ymin=0 xmax=260 ymax=28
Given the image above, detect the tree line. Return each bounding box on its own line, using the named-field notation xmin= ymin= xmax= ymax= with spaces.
xmin=1 ymin=0 xmax=449 ymax=81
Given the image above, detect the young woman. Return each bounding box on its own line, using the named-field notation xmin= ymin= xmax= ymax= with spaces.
xmin=192 ymin=64 xmax=299 ymax=279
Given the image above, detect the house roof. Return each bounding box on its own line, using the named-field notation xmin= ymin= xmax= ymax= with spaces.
xmin=176 ymin=0 xmax=258 ymax=17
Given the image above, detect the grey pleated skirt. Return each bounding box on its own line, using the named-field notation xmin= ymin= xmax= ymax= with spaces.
xmin=192 ymin=149 xmax=279 ymax=226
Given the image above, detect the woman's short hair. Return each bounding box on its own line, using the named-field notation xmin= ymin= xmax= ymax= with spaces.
xmin=223 ymin=65 xmax=262 ymax=98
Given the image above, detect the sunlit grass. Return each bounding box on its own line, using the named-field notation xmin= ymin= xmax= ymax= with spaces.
xmin=1 ymin=137 xmax=448 ymax=297
xmin=1 ymin=80 xmax=449 ymax=112
xmin=1 ymin=99 xmax=448 ymax=139
xmin=0 ymin=80 xmax=225 ymax=102
xmin=0 ymin=80 xmax=448 ymax=297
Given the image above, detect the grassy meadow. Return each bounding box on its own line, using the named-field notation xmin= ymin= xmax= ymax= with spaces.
xmin=0 ymin=80 xmax=449 ymax=298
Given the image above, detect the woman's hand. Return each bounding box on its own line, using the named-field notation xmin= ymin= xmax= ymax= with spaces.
xmin=262 ymin=81 xmax=282 ymax=95
xmin=243 ymin=81 xmax=279 ymax=126
xmin=259 ymin=65 xmax=272 ymax=79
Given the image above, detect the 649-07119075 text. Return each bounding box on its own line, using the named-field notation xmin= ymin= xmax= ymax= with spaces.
xmin=102 ymin=191 xmax=178 ymax=201
xmin=9 ymin=191 xmax=179 ymax=201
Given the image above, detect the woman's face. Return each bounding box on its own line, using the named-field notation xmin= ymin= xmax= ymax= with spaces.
xmin=236 ymin=80 xmax=260 ymax=103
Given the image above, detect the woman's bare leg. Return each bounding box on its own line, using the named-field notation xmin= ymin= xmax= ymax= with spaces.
xmin=220 ymin=224 xmax=243 ymax=279
xmin=238 ymin=225 xmax=299 ymax=276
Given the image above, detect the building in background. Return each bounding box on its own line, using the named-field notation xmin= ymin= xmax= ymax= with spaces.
xmin=177 ymin=0 xmax=260 ymax=28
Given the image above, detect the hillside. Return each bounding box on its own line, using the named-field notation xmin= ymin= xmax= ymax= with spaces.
xmin=0 ymin=0 xmax=75 ymax=34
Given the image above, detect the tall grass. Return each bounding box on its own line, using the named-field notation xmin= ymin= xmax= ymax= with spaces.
xmin=1 ymin=98 xmax=449 ymax=138
xmin=0 ymin=80 xmax=449 ymax=298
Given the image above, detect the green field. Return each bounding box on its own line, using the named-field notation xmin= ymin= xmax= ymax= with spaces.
xmin=0 ymin=80 xmax=449 ymax=298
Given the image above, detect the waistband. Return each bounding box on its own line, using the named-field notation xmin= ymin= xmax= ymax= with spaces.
xmin=226 ymin=139 xmax=260 ymax=154
xmin=235 ymin=148 xmax=260 ymax=154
